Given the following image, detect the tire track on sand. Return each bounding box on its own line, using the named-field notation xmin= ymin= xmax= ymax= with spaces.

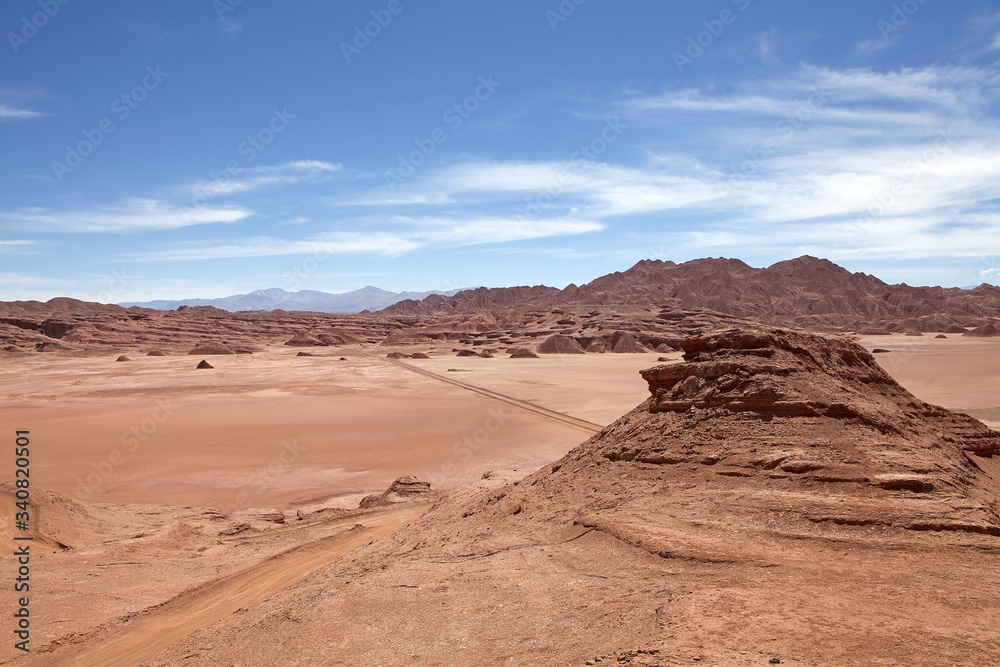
xmin=371 ymin=354 xmax=603 ymax=434
xmin=43 ymin=504 xmax=430 ymax=667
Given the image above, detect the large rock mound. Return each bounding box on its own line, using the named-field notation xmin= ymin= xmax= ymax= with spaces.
xmin=963 ymin=322 xmax=1000 ymax=337
xmin=537 ymin=333 xmax=586 ymax=354
xmin=358 ymin=476 xmax=434 ymax=509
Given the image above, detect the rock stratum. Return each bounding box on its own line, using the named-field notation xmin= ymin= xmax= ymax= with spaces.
xmin=2 ymin=257 xmax=999 ymax=357
xmin=147 ymin=327 xmax=1000 ymax=666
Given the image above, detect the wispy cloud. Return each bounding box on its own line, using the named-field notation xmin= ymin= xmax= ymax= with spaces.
xmin=0 ymin=199 xmax=251 ymax=233
xmin=188 ymin=160 xmax=342 ymax=198
xmin=0 ymin=240 xmax=37 ymax=251
xmin=0 ymin=88 xmax=47 ymax=120
xmin=0 ymin=105 xmax=44 ymax=119
xmin=355 ymin=64 xmax=1000 ymax=262
xmin=125 ymin=216 xmax=602 ymax=262
xmin=0 ymin=273 xmax=69 ymax=286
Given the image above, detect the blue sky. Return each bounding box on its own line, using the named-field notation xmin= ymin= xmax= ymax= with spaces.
xmin=2 ymin=0 xmax=999 ymax=302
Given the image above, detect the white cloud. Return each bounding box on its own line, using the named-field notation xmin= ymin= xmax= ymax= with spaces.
xmin=190 ymin=160 xmax=342 ymax=199
xmin=0 ymin=104 xmax=44 ymax=120
xmin=0 ymin=199 xmax=251 ymax=233
xmin=0 ymin=273 xmax=67 ymax=286
xmin=0 ymin=89 xmax=47 ymax=120
xmin=355 ymin=64 xmax=1000 ymax=264
xmin=127 ymin=233 xmax=419 ymax=262
xmin=124 ymin=216 xmax=602 ymax=262
xmin=0 ymin=240 xmax=37 ymax=250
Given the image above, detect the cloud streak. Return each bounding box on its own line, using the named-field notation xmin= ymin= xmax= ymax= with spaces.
xmin=0 ymin=199 xmax=252 ymax=233
xmin=188 ymin=160 xmax=342 ymax=199
xmin=124 ymin=216 xmax=602 ymax=262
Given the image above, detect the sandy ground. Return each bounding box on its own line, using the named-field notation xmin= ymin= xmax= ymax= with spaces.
xmin=0 ymin=334 xmax=997 ymax=663
xmin=1 ymin=337 xmax=995 ymax=512
xmin=856 ymin=333 xmax=1000 ymax=429
xmin=0 ymin=346 xmax=669 ymax=512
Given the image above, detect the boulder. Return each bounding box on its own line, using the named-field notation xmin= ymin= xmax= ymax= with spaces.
xmin=358 ymin=476 xmax=433 ymax=509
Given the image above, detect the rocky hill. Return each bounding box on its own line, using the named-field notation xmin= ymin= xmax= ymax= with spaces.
xmin=150 ymin=326 xmax=1000 ymax=665
xmin=384 ymin=256 xmax=1000 ymax=332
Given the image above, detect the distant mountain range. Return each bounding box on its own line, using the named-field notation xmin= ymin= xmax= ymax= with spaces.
xmin=382 ymin=256 xmax=1000 ymax=330
xmin=119 ymin=286 xmax=465 ymax=314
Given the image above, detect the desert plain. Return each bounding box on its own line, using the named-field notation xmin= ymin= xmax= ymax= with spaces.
xmin=1 ymin=258 xmax=999 ymax=665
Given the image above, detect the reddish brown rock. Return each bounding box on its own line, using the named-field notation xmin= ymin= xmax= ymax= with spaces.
xmin=610 ymin=331 xmax=647 ymax=353
xmin=188 ymin=342 xmax=235 ymax=355
xmin=963 ymin=322 xmax=1000 ymax=337
xmin=283 ymin=332 xmax=327 ymax=347
xmin=537 ymin=334 xmax=586 ymax=354
xmin=585 ymin=337 xmax=609 ymax=353
xmin=358 ymin=476 xmax=433 ymax=509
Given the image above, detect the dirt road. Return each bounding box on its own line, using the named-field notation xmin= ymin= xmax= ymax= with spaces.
xmin=40 ymin=504 xmax=430 ymax=666
xmin=374 ymin=354 xmax=603 ymax=433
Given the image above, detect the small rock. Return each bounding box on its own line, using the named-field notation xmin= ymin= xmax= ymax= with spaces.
xmin=115 ymin=355 xmax=131 ymax=362
xmin=196 ymin=360 xmax=214 ymax=369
